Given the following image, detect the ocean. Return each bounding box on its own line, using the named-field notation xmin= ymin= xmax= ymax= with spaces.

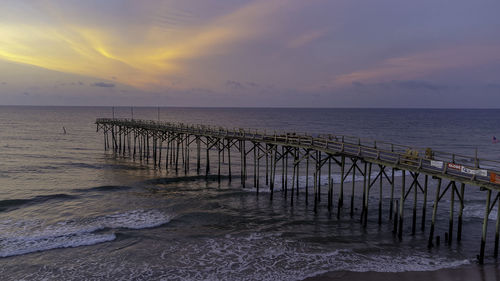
xmin=0 ymin=106 xmax=499 ymax=280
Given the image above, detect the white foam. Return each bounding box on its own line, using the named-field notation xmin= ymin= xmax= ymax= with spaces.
xmin=0 ymin=233 xmax=116 ymax=258
xmin=4 ymin=232 xmax=470 ymax=281
xmin=158 ymin=233 xmax=470 ymax=281
xmin=463 ymin=204 xmax=498 ymax=221
xmin=0 ymin=209 xmax=172 ymax=258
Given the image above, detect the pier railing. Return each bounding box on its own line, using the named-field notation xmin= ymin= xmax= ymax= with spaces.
xmin=96 ymin=118 xmax=500 ymax=191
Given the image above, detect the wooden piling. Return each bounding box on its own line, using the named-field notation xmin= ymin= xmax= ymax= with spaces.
xmin=314 ymin=167 xmax=318 ymax=213
xmin=494 ymin=192 xmax=500 ymax=258
xmin=479 ymin=189 xmax=492 ymax=264
xmin=398 ymin=170 xmax=405 ymax=240
xmin=338 ymin=155 xmax=345 ymax=218
xmin=285 ymin=148 xmax=289 ymax=194
xmin=227 ymin=139 xmax=232 ymax=181
xmin=254 ymin=142 xmax=257 ymax=189
xmin=282 ymin=146 xmax=286 ymax=191
xmin=363 ymin=162 xmax=370 ymax=227
xmin=318 ymin=151 xmax=322 ymax=202
xmin=197 ymin=137 xmax=201 ymax=174
xmin=328 ymin=156 xmax=332 ymax=211
xmin=421 ymin=175 xmax=428 ymax=231
xmin=448 ymin=182 xmax=455 ymax=245
xmin=412 ymin=173 xmax=418 ymax=235
xmin=393 ymin=199 xmax=399 ymax=234
xmin=457 ymin=183 xmax=465 ymax=242
xmin=350 ymin=159 xmax=356 ymax=217
xmin=218 ymin=139 xmax=221 ymax=183
xmin=390 ymin=168 xmax=395 ymax=220
xmin=428 ymin=178 xmax=442 ymax=248
xmin=243 ymin=140 xmax=247 ymax=185
xmin=378 ymin=165 xmax=383 ymax=225
xmin=265 ymin=145 xmax=269 ymax=186
xmin=306 ymin=151 xmax=310 ymax=205
xmin=295 ymin=148 xmax=300 ymax=199
xmin=205 ymin=138 xmax=210 ymax=176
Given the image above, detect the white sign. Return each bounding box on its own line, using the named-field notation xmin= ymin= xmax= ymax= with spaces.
xmin=430 ymin=160 xmax=443 ymax=169
xmin=460 ymin=166 xmax=487 ymax=177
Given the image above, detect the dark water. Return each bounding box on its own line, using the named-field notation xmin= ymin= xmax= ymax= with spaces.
xmin=0 ymin=106 xmax=499 ymax=280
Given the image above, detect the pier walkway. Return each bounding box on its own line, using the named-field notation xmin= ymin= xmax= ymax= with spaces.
xmin=96 ymin=118 xmax=500 ymax=263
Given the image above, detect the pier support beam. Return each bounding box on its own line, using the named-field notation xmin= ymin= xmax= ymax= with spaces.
xmin=350 ymin=159 xmax=357 ymax=217
xmin=448 ymin=182 xmax=456 ymax=245
xmin=457 ymin=183 xmax=465 ymax=242
xmin=338 ymin=155 xmax=345 ymax=218
xmin=398 ymin=170 xmax=405 ymax=240
xmin=421 ymin=175 xmax=428 ymax=231
xmin=389 ymin=168 xmax=395 ymax=220
xmin=428 ymin=178 xmax=442 ymax=248
xmin=479 ymin=189 xmax=492 ymax=264
xmin=494 ymin=192 xmax=500 ymax=258
xmin=328 ymin=156 xmax=333 ymax=211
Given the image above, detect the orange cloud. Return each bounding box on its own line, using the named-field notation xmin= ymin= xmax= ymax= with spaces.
xmin=0 ymin=0 xmax=301 ymax=90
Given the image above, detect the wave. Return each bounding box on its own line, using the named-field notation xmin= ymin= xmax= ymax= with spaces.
xmin=73 ymin=185 xmax=134 ymax=193
xmin=463 ymin=203 xmax=498 ymax=221
xmin=158 ymin=233 xmax=470 ymax=281
xmin=0 ymin=194 xmax=78 ymax=212
xmin=63 ymin=162 xmax=148 ymax=171
xmin=0 ymin=209 xmax=173 ymax=258
xmin=144 ymin=174 xmax=228 ymax=185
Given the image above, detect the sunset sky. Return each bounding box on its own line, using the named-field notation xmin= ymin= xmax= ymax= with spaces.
xmin=0 ymin=0 xmax=499 ymax=107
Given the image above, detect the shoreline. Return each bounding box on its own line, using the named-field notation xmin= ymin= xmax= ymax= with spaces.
xmin=303 ymin=264 xmax=499 ymax=281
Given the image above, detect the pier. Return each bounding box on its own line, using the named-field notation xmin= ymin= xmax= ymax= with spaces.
xmin=96 ymin=118 xmax=500 ymax=263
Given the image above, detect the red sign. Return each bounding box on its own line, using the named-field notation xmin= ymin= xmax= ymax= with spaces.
xmin=447 ymin=163 xmax=462 ymax=171
xmin=490 ymin=173 xmax=500 ymax=184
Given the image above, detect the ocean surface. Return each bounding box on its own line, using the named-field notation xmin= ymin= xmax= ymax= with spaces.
xmin=0 ymin=106 xmax=500 ymax=280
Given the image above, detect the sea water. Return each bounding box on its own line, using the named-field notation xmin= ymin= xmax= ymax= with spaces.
xmin=0 ymin=106 xmax=499 ymax=280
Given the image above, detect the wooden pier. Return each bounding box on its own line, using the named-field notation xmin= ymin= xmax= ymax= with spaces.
xmin=96 ymin=118 xmax=500 ymax=263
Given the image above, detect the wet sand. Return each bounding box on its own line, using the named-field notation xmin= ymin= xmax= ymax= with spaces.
xmin=304 ymin=265 xmax=499 ymax=281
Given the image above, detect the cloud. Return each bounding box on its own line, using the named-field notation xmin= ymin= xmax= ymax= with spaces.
xmin=1 ymin=82 xmax=6 ymax=85
xmin=226 ymin=80 xmax=244 ymax=90
xmin=224 ymin=80 xmax=272 ymax=94
xmin=353 ymin=80 xmax=446 ymax=91
xmin=288 ymin=29 xmax=327 ymax=48
xmin=92 ymin=82 xmax=115 ymax=87
xmin=333 ymin=45 xmax=500 ymax=86
xmin=0 ymin=0 xmax=302 ymax=91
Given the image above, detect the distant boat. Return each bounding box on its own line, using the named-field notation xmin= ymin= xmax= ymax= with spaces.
xmin=63 ymin=127 xmax=67 ymax=134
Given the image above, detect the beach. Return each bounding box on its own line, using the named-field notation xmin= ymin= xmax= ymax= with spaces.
xmin=305 ymin=265 xmax=499 ymax=281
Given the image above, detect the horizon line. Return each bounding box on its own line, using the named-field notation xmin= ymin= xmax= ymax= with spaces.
xmin=1 ymin=104 xmax=500 ymax=110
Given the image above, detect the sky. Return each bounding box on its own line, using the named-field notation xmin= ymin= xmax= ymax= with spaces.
xmin=0 ymin=0 xmax=499 ymax=107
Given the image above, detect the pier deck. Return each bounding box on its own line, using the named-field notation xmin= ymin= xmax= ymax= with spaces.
xmin=96 ymin=118 xmax=500 ymax=264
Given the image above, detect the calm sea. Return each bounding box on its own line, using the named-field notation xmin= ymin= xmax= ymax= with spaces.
xmin=0 ymin=106 xmax=499 ymax=280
